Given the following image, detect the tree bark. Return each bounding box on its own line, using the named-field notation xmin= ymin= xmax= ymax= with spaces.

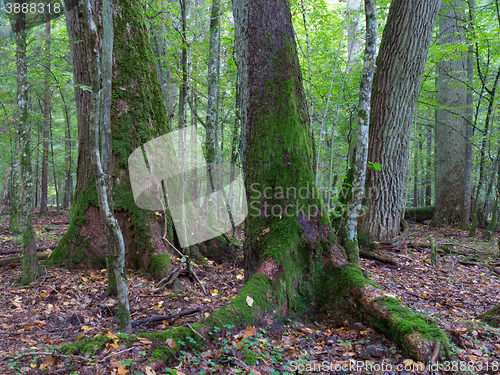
xmin=40 ymin=0 xmax=51 ymax=218
xmin=461 ymin=0 xmax=474 ymax=229
xmin=361 ymin=0 xmax=441 ymax=242
xmin=49 ymin=0 xmax=173 ymax=277
xmin=206 ymin=0 xmax=220 ymax=167
xmin=432 ymin=0 xmax=467 ymax=227
xmin=343 ymin=0 xmax=377 ymax=266
xmin=15 ymin=5 xmax=39 ymax=285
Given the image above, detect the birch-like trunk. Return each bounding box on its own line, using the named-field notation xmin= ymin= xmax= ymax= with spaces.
xmin=361 ymin=0 xmax=441 ymax=242
xmin=343 ymin=0 xmax=377 ymax=266
xmin=40 ymin=1 xmax=51 ymax=218
xmin=85 ymin=0 xmax=131 ymax=332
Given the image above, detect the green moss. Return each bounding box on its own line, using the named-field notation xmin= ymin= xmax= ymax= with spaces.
xmin=242 ymin=350 xmax=258 ymax=365
xmin=319 ymin=263 xmax=379 ymax=307
xmin=369 ymin=297 xmax=451 ymax=356
xmin=148 ymin=253 xmax=172 ymax=280
xmin=139 ymin=326 xmax=203 ymax=361
xmin=59 ymin=335 xmax=113 ymax=356
xmin=45 ymin=186 xmax=96 ymax=268
xmin=202 ymin=274 xmax=272 ymax=328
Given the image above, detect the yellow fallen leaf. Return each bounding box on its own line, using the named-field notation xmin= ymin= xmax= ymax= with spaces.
xmin=210 ymin=289 xmax=219 ymax=296
xmin=106 ymin=331 xmax=118 ymax=339
xmin=24 ymin=326 xmax=31 ymax=331
xmin=158 ymin=301 xmax=164 ymax=308
xmin=30 ymin=363 xmax=37 ymax=368
xmin=82 ymin=325 xmax=91 ymax=332
xmin=403 ymin=359 xmax=414 ymax=366
xmin=82 ymin=277 xmax=87 ymax=282
xmin=236 ymin=274 xmax=244 ymax=280
xmin=77 ymin=334 xmax=84 ymax=340
xmin=145 ymin=366 xmax=156 ymax=375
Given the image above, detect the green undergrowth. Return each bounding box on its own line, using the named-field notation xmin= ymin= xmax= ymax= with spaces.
xmin=59 ymin=335 xmax=113 ymax=356
xmin=368 ymin=297 xmax=451 ymax=357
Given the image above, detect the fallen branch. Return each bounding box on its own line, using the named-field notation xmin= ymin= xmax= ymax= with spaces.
xmin=0 ymin=253 xmax=49 ymax=266
xmin=350 ymin=285 xmax=444 ymax=363
xmin=360 ymin=250 xmax=399 ymax=266
xmin=112 ymin=307 xmax=202 ymax=327
xmin=0 ymin=245 xmax=53 ymax=256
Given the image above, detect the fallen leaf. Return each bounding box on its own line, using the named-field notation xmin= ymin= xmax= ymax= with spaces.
xmin=246 ymin=296 xmax=254 ymax=307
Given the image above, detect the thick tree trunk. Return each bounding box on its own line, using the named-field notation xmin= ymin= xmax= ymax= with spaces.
xmin=432 ymin=0 xmax=467 ymax=227
xmin=49 ymin=0 xmax=173 ymax=277
xmin=361 ymin=0 xmax=441 ymax=242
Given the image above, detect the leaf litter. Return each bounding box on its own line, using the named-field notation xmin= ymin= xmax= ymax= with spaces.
xmin=0 ymin=213 xmax=498 ymax=374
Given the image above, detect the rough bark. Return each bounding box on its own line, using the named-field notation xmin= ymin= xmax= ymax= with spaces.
xmin=15 ymin=6 xmax=39 ymax=284
xmin=361 ymin=0 xmax=441 ymax=242
xmin=343 ymin=0 xmax=377 ymax=266
xmin=49 ymin=0 xmax=173 ymax=276
xmin=432 ymin=0 xmax=467 ymax=227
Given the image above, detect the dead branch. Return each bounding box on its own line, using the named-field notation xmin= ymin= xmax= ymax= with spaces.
xmin=360 ymin=250 xmax=399 ymax=266
xmin=0 ymin=253 xmax=49 ymax=266
xmin=113 ymin=307 xmax=202 ymax=327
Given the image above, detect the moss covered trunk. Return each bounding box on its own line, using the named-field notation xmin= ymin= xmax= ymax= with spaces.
xmin=49 ymin=0 xmax=173 ymax=277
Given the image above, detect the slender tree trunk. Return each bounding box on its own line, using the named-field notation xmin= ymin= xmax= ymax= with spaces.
xmin=40 ymin=2 xmax=51 ymax=218
xmin=206 ymin=0 xmax=220 ymax=169
xmin=178 ymin=0 xmax=188 ymax=129
xmin=469 ymin=65 xmax=500 ymax=236
xmin=432 ymin=0 xmax=467 ymax=226
xmin=347 ymin=0 xmax=362 ymax=69
xmin=0 ymin=167 xmax=12 ymax=215
xmin=15 ymin=6 xmax=39 ymax=284
xmin=461 ymin=0 xmax=474 ymax=229
xmin=425 ymin=126 xmax=432 ymax=206
xmin=9 ymin=131 xmax=21 ymax=233
xmin=343 ymin=0 xmax=377 ymax=266
xmin=85 ymin=0 xmax=131 ymax=332
xmin=361 ymin=0 xmax=441 ymax=242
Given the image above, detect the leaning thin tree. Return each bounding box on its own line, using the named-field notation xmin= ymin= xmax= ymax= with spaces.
xmin=84 ymin=0 xmax=132 ymax=333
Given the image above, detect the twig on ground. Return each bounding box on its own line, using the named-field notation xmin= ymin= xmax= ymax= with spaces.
xmin=187 ymin=323 xmax=204 ymax=340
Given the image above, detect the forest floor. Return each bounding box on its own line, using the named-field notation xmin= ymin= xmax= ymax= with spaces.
xmin=0 ymin=212 xmax=499 ymax=375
